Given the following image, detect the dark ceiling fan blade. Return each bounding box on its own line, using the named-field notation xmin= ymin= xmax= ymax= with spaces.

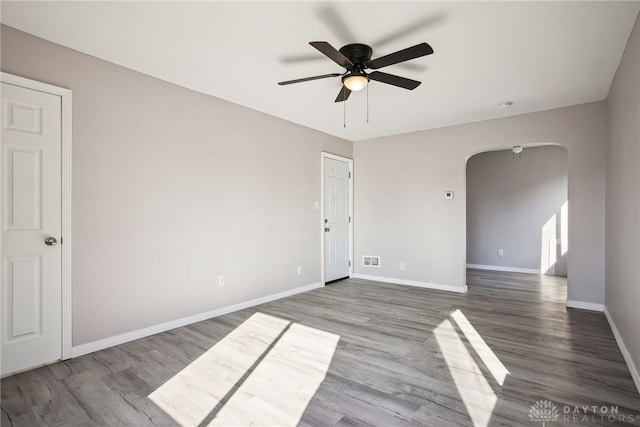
xmin=334 ymin=86 xmax=352 ymax=102
xmin=369 ymin=71 xmax=421 ymax=90
xmin=310 ymin=41 xmax=354 ymax=68
xmin=367 ymin=42 xmax=433 ymax=70
xmin=278 ymin=73 xmax=341 ymax=86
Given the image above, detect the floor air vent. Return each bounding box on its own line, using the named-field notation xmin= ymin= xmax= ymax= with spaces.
xmin=362 ymin=256 xmax=381 ymax=267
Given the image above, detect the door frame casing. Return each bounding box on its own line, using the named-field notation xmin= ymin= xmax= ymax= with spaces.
xmin=1 ymin=72 xmax=73 ymax=361
xmin=320 ymin=152 xmax=353 ymax=284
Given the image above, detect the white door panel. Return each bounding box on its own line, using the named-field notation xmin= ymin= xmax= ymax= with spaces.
xmin=324 ymin=157 xmax=350 ymax=282
xmin=2 ymin=82 xmax=62 ymax=375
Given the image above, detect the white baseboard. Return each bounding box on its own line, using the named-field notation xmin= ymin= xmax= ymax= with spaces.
xmin=71 ymin=282 xmax=324 ymax=358
xmin=466 ymin=264 xmax=541 ymax=274
xmin=351 ymin=273 xmax=467 ymax=294
xmin=566 ymin=300 xmax=604 ymax=312
xmin=604 ymin=307 xmax=640 ymax=394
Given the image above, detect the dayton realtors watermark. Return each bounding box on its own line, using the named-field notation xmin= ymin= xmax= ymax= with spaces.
xmin=529 ymin=400 xmax=637 ymax=425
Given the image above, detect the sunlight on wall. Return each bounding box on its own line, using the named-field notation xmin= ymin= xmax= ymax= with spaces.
xmin=148 ymin=312 xmax=339 ymax=426
xmin=434 ymin=317 xmax=498 ymax=427
xmin=541 ymin=214 xmax=557 ymax=273
xmin=450 ymin=309 xmax=510 ymax=386
xmin=560 ymin=201 xmax=568 ymax=256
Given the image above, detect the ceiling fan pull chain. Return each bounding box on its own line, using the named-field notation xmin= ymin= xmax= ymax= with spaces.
xmin=367 ymin=84 xmax=369 ymax=124
xmin=343 ymin=87 xmax=347 ymax=128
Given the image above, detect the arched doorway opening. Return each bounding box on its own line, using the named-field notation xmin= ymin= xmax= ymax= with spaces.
xmin=465 ymin=144 xmax=569 ymax=298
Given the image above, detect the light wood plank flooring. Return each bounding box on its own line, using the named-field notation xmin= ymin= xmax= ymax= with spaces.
xmin=2 ymin=270 xmax=639 ymax=426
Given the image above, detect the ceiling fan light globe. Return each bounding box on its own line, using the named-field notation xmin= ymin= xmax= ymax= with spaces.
xmin=343 ymin=75 xmax=369 ymax=91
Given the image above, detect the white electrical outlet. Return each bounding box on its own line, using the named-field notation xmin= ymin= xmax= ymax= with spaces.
xmin=297 ymin=265 xmax=302 ymax=275
xmin=497 ymin=249 xmax=504 ymax=257
xmin=400 ymin=262 xmax=406 ymax=271
xmin=218 ymin=275 xmax=225 ymax=286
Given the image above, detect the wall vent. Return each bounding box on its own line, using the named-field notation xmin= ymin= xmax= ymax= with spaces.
xmin=362 ymin=256 xmax=381 ymax=267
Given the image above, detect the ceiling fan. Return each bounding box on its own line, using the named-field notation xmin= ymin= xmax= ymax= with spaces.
xmin=278 ymin=41 xmax=434 ymax=102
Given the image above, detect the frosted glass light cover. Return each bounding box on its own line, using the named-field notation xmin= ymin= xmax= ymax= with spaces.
xmin=343 ymin=75 xmax=369 ymax=91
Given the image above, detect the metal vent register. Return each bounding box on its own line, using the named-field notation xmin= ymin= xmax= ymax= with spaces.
xmin=362 ymin=256 xmax=380 ymax=267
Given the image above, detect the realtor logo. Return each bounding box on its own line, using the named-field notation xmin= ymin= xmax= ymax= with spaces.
xmin=529 ymin=400 xmax=560 ymax=426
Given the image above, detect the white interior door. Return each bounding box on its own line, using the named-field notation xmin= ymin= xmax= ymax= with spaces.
xmin=324 ymin=157 xmax=351 ymax=283
xmin=2 ymin=82 xmax=62 ymax=375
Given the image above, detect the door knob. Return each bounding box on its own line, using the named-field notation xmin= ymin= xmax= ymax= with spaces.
xmin=44 ymin=236 xmax=57 ymax=246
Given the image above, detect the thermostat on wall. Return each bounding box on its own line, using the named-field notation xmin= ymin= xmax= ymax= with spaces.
xmin=444 ymin=191 xmax=454 ymax=200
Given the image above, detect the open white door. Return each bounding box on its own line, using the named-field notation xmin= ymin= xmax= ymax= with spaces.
xmin=323 ymin=155 xmax=352 ymax=283
xmin=2 ymin=82 xmax=63 ymax=375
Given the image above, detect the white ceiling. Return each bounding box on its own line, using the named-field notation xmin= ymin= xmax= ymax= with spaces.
xmin=2 ymin=1 xmax=639 ymax=141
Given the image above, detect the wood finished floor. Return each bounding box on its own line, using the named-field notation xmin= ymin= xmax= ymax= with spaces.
xmin=2 ymin=270 xmax=639 ymax=426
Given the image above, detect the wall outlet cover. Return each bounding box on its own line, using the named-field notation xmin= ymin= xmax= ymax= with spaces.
xmin=444 ymin=191 xmax=454 ymax=200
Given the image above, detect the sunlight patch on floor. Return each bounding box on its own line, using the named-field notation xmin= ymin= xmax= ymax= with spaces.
xmin=450 ymin=309 xmax=510 ymax=386
xmin=148 ymin=312 xmax=339 ymax=426
xmin=210 ymin=323 xmax=339 ymax=426
xmin=434 ymin=317 xmax=498 ymax=427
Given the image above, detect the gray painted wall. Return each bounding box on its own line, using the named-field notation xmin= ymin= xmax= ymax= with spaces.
xmin=3 ymin=19 xmax=635 ymax=384
xmin=605 ymin=14 xmax=640 ymax=389
xmin=466 ymin=146 xmax=568 ymax=276
xmin=354 ymin=102 xmax=606 ymax=305
xmin=1 ymin=26 xmax=352 ymax=346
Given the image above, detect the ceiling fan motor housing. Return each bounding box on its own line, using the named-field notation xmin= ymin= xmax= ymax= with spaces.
xmin=339 ymin=43 xmax=373 ymax=69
